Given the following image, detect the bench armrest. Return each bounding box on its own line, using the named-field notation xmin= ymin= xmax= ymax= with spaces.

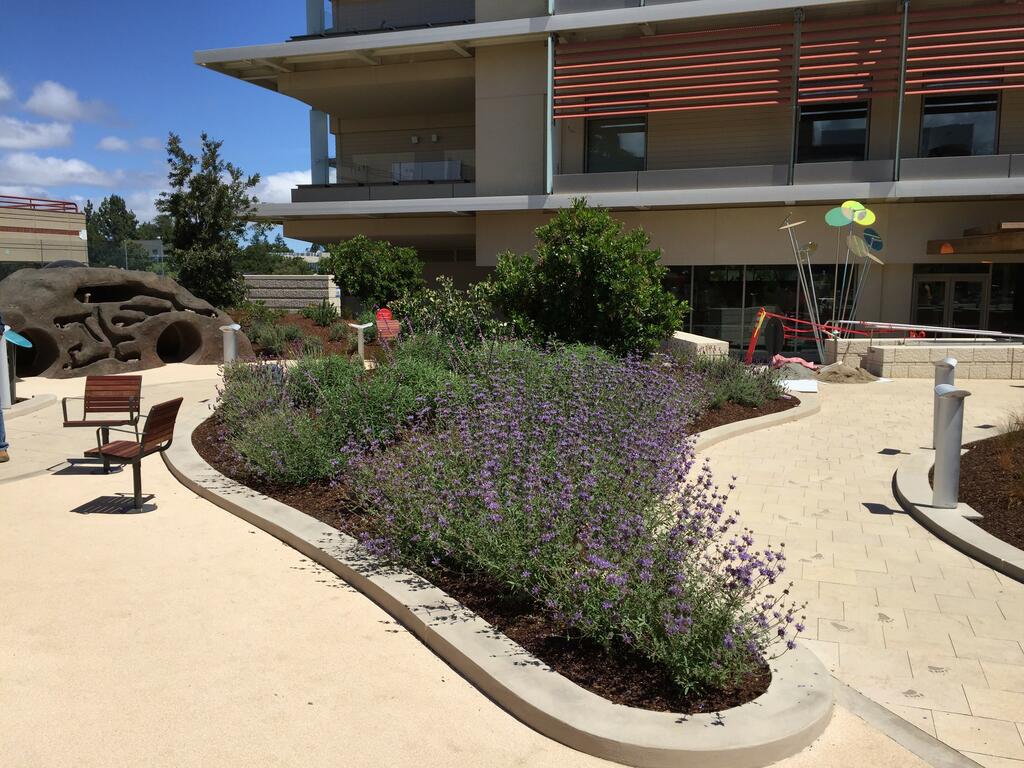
xmin=61 ymin=396 xmax=84 ymax=423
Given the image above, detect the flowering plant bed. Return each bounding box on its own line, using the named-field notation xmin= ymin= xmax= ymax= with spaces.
xmin=199 ymin=338 xmax=805 ymax=714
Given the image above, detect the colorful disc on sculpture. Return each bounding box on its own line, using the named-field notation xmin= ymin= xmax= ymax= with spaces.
xmin=825 ymin=207 xmax=853 ymax=227
xmin=852 ymin=208 xmax=876 ymax=226
xmin=842 ymin=200 xmax=865 ymax=212
xmin=847 ymin=234 xmax=871 ymax=260
xmin=804 ymin=241 xmax=818 ymax=256
xmin=2 ymin=329 xmax=32 ymax=348
xmin=863 ymin=228 xmax=884 ymax=252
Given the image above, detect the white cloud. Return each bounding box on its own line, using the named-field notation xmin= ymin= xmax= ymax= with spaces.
xmin=25 ymin=80 xmax=106 ymax=122
xmin=0 ymin=76 xmax=12 ymax=102
xmin=0 ymin=184 xmax=49 ymax=198
xmin=0 ymin=116 xmax=72 ymax=150
xmin=256 ymin=170 xmax=309 ymax=203
xmin=137 ymin=136 xmax=163 ymax=151
xmin=0 ymin=152 xmax=121 ymax=187
xmin=98 ymin=135 xmax=131 ymax=152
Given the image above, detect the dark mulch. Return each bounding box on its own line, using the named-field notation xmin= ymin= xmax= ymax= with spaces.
xmin=192 ymin=416 xmax=772 ymax=714
xmin=250 ymin=314 xmax=385 ymax=361
xmin=691 ymin=395 xmax=799 ymax=433
xmin=956 ymin=430 xmax=1024 ymax=551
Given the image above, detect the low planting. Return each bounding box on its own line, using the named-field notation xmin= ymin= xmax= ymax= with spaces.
xmin=213 ymin=336 xmax=803 ymax=697
xmin=681 ymin=354 xmax=785 ymax=411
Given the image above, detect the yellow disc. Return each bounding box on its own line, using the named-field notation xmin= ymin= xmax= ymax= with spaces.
xmin=841 ymin=200 xmax=865 ymax=212
xmin=853 ymin=208 xmax=876 ymax=226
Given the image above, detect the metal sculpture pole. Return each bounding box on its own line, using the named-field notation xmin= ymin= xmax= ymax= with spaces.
xmin=932 ymin=358 xmax=957 ymax=449
xmin=780 ymin=218 xmax=826 ymax=361
xmin=0 ymin=333 xmax=11 ymax=410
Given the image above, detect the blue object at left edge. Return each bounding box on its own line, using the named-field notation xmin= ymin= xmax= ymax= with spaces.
xmin=2 ymin=329 xmax=32 ymax=348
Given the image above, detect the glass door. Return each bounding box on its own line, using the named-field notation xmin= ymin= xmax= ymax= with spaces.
xmin=914 ymin=279 xmax=947 ymax=326
xmin=912 ymin=275 xmax=989 ymax=329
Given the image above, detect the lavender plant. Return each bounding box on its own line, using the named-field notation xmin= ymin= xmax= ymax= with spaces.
xmin=348 ymin=345 xmax=803 ymax=694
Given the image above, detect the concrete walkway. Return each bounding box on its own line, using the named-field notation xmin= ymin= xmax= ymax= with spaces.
xmin=0 ymin=366 xmax=974 ymax=767
xmin=702 ymin=378 xmax=1024 ymax=768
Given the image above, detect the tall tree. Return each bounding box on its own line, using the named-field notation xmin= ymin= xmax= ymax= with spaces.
xmin=84 ymin=195 xmax=148 ymax=270
xmin=156 ymin=132 xmax=260 ymax=252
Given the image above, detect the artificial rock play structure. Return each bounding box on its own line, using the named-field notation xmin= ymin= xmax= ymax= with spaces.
xmin=0 ymin=267 xmax=251 ymax=378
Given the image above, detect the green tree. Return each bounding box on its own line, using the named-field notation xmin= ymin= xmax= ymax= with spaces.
xmin=84 ymin=196 xmax=149 ymax=270
xmin=489 ymin=198 xmax=687 ymax=356
xmin=136 ymin=214 xmax=174 ymax=243
xmin=321 ymin=235 xmax=424 ymax=307
xmin=174 ymin=246 xmax=247 ymax=308
xmin=236 ymin=226 xmax=313 ymax=275
xmin=156 ymin=132 xmax=260 ymax=252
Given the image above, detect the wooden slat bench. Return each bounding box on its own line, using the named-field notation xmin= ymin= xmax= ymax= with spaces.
xmin=84 ymin=397 xmax=183 ymax=512
xmin=62 ymin=375 xmax=143 ymax=473
xmin=376 ymin=308 xmax=401 ymax=344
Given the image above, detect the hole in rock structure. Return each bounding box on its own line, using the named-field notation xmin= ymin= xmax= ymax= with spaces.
xmin=13 ymin=329 xmax=60 ymax=377
xmin=156 ymin=321 xmax=203 ymax=364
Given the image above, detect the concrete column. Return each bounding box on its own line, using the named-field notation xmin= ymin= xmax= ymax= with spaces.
xmin=932 ymin=384 xmax=971 ymax=510
xmin=310 ymin=109 xmax=330 ymax=186
xmin=306 ymin=0 xmax=325 ymax=35
xmin=932 ymin=357 xmax=957 ymax=449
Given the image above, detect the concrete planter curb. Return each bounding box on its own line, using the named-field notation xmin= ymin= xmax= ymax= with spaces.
xmin=894 ymin=449 xmax=1024 ymax=583
xmin=4 ymin=394 xmax=57 ymax=420
xmin=165 ymin=405 xmax=834 ymax=768
xmin=695 ymin=392 xmax=820 ymax=452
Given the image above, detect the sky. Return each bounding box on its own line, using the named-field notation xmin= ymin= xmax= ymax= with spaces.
xmin=0 ymin=1 xmax=316 ymax=247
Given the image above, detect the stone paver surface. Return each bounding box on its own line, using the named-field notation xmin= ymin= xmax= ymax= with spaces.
xmin=0 ymin=365 xmax=932 ymax=767
xmin=703 ymin=378 xmax=1024 ymax=767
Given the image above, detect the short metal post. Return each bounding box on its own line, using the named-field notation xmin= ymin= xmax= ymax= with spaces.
xmin=132 ymin=461 xmax=143 ymax=512
xmin=932 ymin=384 xmax=971 ymax=509
xmin=220 ymin=324 xmax=241 ymax=363
xmin=348 ymin=322 xmax=373 ymax=361
xmin=0 ymin=334 xmax=11 ymax=410
xmin=932 ymin=357 xmax=957 ymax=449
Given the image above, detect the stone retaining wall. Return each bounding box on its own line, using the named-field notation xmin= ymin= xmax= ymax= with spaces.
xmin=243 ymin=274 xmax=340 ymax=312
xmin=826 ymin=338 xmax=1024 ymax=379
xmin=661 ymin=331 xmax=730 ymax=358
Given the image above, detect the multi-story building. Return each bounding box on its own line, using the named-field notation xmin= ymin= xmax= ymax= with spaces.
xmin=197 ymin=0 xmax=1024 ymax=350
xmin=0 ymin=195 xmax=88 ymax=279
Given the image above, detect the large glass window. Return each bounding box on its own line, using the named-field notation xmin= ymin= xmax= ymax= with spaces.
xmin=920 ymin=93 xmax=998 ymax=157
xmin=692 ymin=266 xmax=745 ymax=347
xmin=585 ymin=117 xmax=647 ymax=173
xmin=797 ymin=102 xmax=869 ymax=163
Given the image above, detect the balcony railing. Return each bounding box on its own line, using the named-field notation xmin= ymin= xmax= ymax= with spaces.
xmin=341 ymin=155 xmax=475 ymax=185
xmin=322 ymin=0 xmax=474 ymax=36
xmin=0 ymin=195 xmax=79 ymax=213
xmin=553 ymin=0 xmax=685 ymax=13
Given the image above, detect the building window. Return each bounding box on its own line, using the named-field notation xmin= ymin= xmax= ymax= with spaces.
xmin=585 ymin=116 xmax=647 ymax=173
xmin=797 ymin=102 xmax=869 ymax=163
xmin=920 ymin=93 xmax=998 ymax=157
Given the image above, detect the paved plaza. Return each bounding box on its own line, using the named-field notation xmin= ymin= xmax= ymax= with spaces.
xmin=0 ymin=366 xmax=1021 ymax=766
xmin=704 ymin=378 xmax=1024 ymax=767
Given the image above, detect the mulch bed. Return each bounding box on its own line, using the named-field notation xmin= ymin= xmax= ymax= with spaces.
xmin=956 ymin=431 xmax=1024 ymax=551
xmin=691 ymin=395 xmax=799 ymax=433
xmin=250 ymin=314 xmax=385 ymax=362
xmin=192 ymin=415 xmax=772 ymax=714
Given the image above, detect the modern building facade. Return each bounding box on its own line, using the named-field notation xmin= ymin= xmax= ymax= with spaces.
xmin=196 ymin=0 xmax=1024 ymax=351
xmin=0 ymin=195 xmax=88 ymax=279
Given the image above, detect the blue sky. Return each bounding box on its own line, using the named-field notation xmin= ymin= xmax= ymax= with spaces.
xmin=0 ymin=1 xmax=314 ymax=245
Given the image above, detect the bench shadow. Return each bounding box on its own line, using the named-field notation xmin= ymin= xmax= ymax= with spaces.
xmin=862 ymin=501 xmax=906 ymax=516
xmin=71 ymin=495 xmax=156 ymax=515
xmin=51 ymin=458 xmax=123 ymax=476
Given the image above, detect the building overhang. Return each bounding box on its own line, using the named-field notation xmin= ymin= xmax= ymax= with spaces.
xmin=253 ymin=177 xmax=1024 ymax=222
xmin=194 ymin=0 xmax=867 ymax=91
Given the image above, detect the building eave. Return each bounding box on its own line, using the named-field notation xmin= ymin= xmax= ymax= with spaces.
xmin=253 ymin=178 xmax=1024 ymax=222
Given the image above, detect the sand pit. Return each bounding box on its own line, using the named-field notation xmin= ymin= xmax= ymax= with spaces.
xmin=816 ymin=362 xmax=879 ymax=383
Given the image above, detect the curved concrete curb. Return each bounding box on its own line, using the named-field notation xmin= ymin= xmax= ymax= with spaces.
xmin=165 ymin=407 xmax=834 ymax=768
xmin=894 ymin=449 xmax=1024 ymax=583
xmin=695 ymin=392 xmax=821 ymax=452
xmin=4 ymin=394 xmax=57 ymax=420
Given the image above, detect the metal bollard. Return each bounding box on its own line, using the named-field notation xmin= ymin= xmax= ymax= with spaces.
xmin=932 ymin=357 xmax=957 ymax=449
xmin=220 ymin=324 xmax=241 ymax=363
xmin=0 ymin=332 xmax=11 ymax=410
xmin=932 ymin=384 xmax=971 ymax=509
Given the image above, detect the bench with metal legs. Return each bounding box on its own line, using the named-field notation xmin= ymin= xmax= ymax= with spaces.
xmin=84 ymin=398 xmax=183 ymax=511
xmin=62 ymin=375 xmax=142 ymax=473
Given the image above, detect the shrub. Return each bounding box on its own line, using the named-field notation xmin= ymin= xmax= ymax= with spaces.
xmin=390 ymin=276 xmax=505 ymax=343
xmin=321 ymin=235 xmax=425 ymax=307
xmin=248 ymin=323 xmax=287 ymax=357
xmin=679 ymin=354 xmax=784 ymax=411
xmin=300 ymin=335 xmax=325 ymax=357
xmin=281 ymin=324 xmax=303 ymax=343
xmin=173 ymin=245 xmax=246 ymax=308
xmin=230 ymin=300 xmax=284 ymax=332
xmin=301 ymin=299 xmax=340 ymax=328
xmin=349 ymin=345 xmax=802 ymax=694
xmin=489 ymin=199 xmax=687 ymax=357
xmin=328 ymin=322 xmax=351 ymax=343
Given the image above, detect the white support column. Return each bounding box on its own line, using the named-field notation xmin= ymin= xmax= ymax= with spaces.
xmin=545 ymin=34 xmax=555 ymax=195
xmin=310 ymin=109 xmax=330 ymax=186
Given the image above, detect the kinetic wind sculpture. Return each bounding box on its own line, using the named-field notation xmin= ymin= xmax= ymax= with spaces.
xmin=778 ymin=200 xmax=886 ymax=359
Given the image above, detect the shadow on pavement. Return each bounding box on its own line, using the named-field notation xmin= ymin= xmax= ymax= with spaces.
xmin=70 ymin=495 xmax=156 ymax=515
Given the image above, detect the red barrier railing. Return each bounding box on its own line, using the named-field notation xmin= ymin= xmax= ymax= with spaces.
xmin=0 ymin=195 xmax=79 ymax=213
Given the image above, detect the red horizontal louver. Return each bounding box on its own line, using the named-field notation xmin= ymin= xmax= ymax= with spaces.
xmin=553 ymin=3 xmax=1024 ymax=119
